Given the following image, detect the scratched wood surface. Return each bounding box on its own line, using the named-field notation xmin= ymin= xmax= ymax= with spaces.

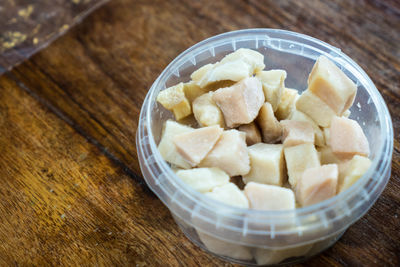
xmin=1 ymin=0 xmax=399 ymax=266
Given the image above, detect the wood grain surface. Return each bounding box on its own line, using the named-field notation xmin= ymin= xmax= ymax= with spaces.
xmin=1 ymin=0 xmax=399 ymax=266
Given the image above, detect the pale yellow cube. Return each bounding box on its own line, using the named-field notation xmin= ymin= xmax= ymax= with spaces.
xmin=338 ymin=155 xmax=371 ymax=193
xmin=176 ymin=167 xmax=229 ymax=193
xmin=238 ymin=122 xmax=262 ymax=146
xmin=243 ymin=143 xmax=285 ymax=186
xmin=296 ymin=90 xmax=337 ymax=127
xmin=156 ymin=82 xmax=192 ymax=120
xmin=256 ymin=102 xmax=282 ymax=143
xmin=284 ymin=143 xmax=320 ymax=188
xmin=275 ymin=88 xmax=300 ymax=120
xmin=192 ymin=92 xmax=225 ymax=127
xmin=289 ymin=110 xmax=325 ymax=147
xmin=256 ymin=70 xmax=287 ymax=111
xmin=308 ymin=56 xmax=357 ymax=114
xmin=244 ymin=182 xmax=295 ymax=210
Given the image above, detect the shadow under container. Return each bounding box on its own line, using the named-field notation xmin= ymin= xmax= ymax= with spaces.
xmin=136 ymin=29 xmax=393 ymax=266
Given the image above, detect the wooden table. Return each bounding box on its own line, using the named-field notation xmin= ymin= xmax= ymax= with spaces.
xmin=0 ymin=0 xmax=399 ymax=266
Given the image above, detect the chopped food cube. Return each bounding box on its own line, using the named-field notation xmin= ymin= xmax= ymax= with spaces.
xmin=192 ymin=92 xmax=225 ymax=127
xmin=289 ymin=110 xmax=325 ymax=147
xmin=213 ymin=77 xmax=264 ymax=128
xmin=308 ymin=56 xmax=357 ymax=114
xmin=254 ymin=245 xmax=312 ymax=265
xmin=318 ymin=146 xmax=340 ymax=165
xmin=158 ymin=120 xmax=194 ymax=169
xmin=297 ymin=164 xmax=338 ymax=206
xmin=197 ymin=182 xmax=252 ymax=260
xmin=256 ymin=102 xmax=282 ymax=143
xmin=275 ymin=88 xmax=300 ymax=120
xmin=281 ymin=120 xmax=314 ymax=147
xmin=330 ymin=116 xmax=370 ymax=158
xmin=238 ymin=122 xmax=262 ymax=146
xmin=338 ymin=155 xmax=371 ymax=192
xmin=296 ymin=90 xmax=337 ymax=127
xmin=175 ymin=167 xmax=229 ymax=193
xmin=173 ymin=125 xmax=223 ymax=167
xmin=255 ymin=70 xmax=287 ymax=111
xmin=156 ymin=82 xmax=192 ymax=120
xmin=205 ymin=183 xmax=249 ymax=208
xmin=199 ymin=130 xmax=250 ymax=176
xmin=244 ymin=182 xmax=296 ymax=210
xmin=190 ymin=64 xmax=213 ymax=83
xmin=243 ymin=143 xmax=285 ymax=186
xmin=193 ymin=48 xmax=265 ymax=88
xmin=284 ymin=143 xmax=320 ymax=188
xmin=183 ymin=81 xmax=208 ymax=103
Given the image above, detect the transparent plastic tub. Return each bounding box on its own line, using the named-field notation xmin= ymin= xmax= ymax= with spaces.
xmin=136 ymin=29 xmax=393 ymax=266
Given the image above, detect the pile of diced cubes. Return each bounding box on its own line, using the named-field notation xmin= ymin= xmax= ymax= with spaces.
xmin=157 ymin=48 xmax=371 ymax=211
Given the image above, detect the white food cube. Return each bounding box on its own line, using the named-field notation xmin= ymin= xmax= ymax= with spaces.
xmin=244 ymin=182 xmax=296 ymax=210
xmin=175 ymin=167 xmax=229 ymax=193
xmin=330 ymin=116 xmax=370 ymax=158
xmin=297 ymin=164 xmax=338 ymax=206
xmin=308 ymin=56 xmax=357 ymax=114
xmin=296 ymin=90 xmax=337 ymax=127
xmin=275 ymin=88 xmax=300 ymax=120
xmin=192 ymin=92 xmax=225 ymax=127
xmin=256 ymin=102 xmax=282 ymax=143
xmin=318 ymin=146 xmax=340 ymax=165
xmin=173 ymin=125 xmax=223 ymax=167
xmin=281 ymin=120 xmax=314 ymax=147
xmin=158 ymin=120 xmax=194 ymax=169
xmin=156 ymin=82 xmax=191 ymax=120
xmin=197 ymin=183 xmax=251 ymax=260
xmin=254 ymin=245 xmax=312 ymax=265
xmin=183 ymin=81 xmax=208 ymax=104
xmin=205 ymin=183 xmax=249 ymax=208
xmin=199 ymin=130 xmax=250 ymax=176
xmin=284 ymin=143 xmax=320 ymax=188
xmin=238 ymin=122 xmax=262 ymax=146
xmin=243 ymin=143 xmax=285 ymax=186
xmin=213 ymin=77 xmax=264 ymax=128
xmin=338 ymin=155 xmax=371 ymax=193
xmin=190 ymin=63 xmax=213 ymax=83
xmin=193 ymin=48 xmax=265 ymax=88
xmin=255 ymin=70 xmax=287 ymax=111
xmin=289 ymin=110 xmax=325 ymax=147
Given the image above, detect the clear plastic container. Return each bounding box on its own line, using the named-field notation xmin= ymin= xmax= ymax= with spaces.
xmin=136 ymin=29 xmax=393 ymax=266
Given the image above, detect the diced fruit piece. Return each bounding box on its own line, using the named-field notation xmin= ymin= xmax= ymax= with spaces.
xmin=213 ymin=77 xmax=264 ymax=128
xmin=308 ymin=56 xmax=357 ymax=114
xmin=193 ymin=48 xmax=265 ymax=88
xmin=156 ymin=82 xmax=191 ymax=120
xmin=281 ymin=120 xmax=314 ymax=147
xmin=256 ymin=102 xmax=282 ymax=143
xmin=197 ymin=231 xmax=252 ymax=260
xmin=158 ymin=120 xmax=194 ymax=169
xmin=243 ymin=144 xmax=285 ymax=186
xmin=297 ymin=164 xmax=338 ymax=206
xmin=323 ymin=128 xmax=330 ymax=146
xmin=275 ymin=88 xmax=299 ymax=120
xmin=176 ymin=167 xmax=229 ymax=193
xmin=290 ymin=110 xmax=325 ymax=147
xmin=244 ymin=182 xmax=295 ymax=210
xmin=190 ymin=64 xmax=213 ymax=83
xmin=296 ymin=90 xmax=337 ymax=127
xmin=183 ymin=82 xmax=208 ymax=103
xmin=199 ymin=130 xmax=250 ymax=176
xmin=254 ymin=245 xmax=312 ymax=265
xmin=197 ymin=182 xmax=252 ymax=260
xmin=330 ymin=116 xmax=370 ymax=158
xmin=238 ymin=122 xmax=262 ymax=146
xmin=284 ymin=143 xmax=320 ymax=188
xmin=192 ymin=92 xmax=225 ymax=127
xmin=338 ymin=155 xmax=371 ymax=193
xmin=173 ymin=125 xmax=223 ymax=167
xmin=205 ymin=183 xmax=249 ymax=208
xmin=318 ymin=146 xmax=340 ymax=165
xmin=256 ymin=70 xmax=287 ymax=111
